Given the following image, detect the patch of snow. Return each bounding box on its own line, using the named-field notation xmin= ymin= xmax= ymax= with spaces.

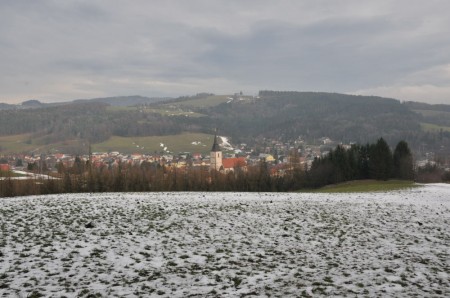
xmin=0 ymin=184 xmax=449 ymax=297
xmin=1 ymin=171 xmax=60 ymax=181
xmin=219 ymin=136 xmax=234 ymax=151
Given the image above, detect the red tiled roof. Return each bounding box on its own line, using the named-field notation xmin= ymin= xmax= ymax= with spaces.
xmin=0 ymin=164 xmax=10 ymax=171
xmin=222 ymin=157 xmax=246 ymax=169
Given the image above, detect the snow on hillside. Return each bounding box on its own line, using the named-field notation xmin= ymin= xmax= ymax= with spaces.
xmin=219 ymin=136 xmax=234 ymax=151
xmin=0 ymin=185 xmax=449 ymax=297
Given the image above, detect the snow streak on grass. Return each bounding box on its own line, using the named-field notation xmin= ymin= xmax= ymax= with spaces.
xmin=0 ymin=185 xmax=449 ymax=297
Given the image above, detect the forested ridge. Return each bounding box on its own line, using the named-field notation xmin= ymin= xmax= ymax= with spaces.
xmin=0 ymin=91 xmax=449 ymax=154
xmin=200 ymin=91 xmax=420 ymax=144
xmin=0 ymin=102 xmax=183 ymax=144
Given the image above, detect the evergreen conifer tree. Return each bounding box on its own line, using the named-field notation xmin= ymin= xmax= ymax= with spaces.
xmin=393 ymin=140 xmax=414 ymax=180
xmin=369 ymin=138 xmax=393 ymax=180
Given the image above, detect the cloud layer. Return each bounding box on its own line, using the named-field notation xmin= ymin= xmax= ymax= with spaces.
xmin=1 ymin=0 xmax=449 ymax=104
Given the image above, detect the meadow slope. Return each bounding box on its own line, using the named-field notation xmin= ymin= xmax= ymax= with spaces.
xmin=0 ymin=185 xmax=449 ymax=297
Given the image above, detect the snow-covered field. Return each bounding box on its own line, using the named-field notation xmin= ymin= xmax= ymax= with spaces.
xmin=0 ymin=185 xmax=449 ymax=297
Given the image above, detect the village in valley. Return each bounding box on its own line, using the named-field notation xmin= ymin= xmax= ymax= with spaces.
xmin=0 ymin=134 xmax=344 ymax=177
xmin=0 ymin=136 xmax=312 ymax=174
xmin=1 ymin=90 xmax=449 ymax=181
xmin=0 ymin=132 xmax=445 ymax=179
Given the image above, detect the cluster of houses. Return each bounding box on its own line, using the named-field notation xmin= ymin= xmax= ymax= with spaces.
xmin=2 ymin=135 xmax=445 ymax=176
xmin=0 ymin=136 xmax=336 ymax=176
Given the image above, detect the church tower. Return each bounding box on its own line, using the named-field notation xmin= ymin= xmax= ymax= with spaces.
xmin=210 ymin=131 xmax=223 ymax=171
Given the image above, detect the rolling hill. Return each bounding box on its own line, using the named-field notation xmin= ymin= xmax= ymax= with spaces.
xmin=0 ymin=91 xmax=449 ymax=155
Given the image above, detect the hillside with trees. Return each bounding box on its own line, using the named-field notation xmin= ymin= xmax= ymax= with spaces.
xmin=180 ymin=91 xmax=450 ymax=155
xmin=0 ymin=91 xmax=449 ymax=155
xmin=0 ymin=102 xmax=183 ymax=144
xmin=196 ymin=91 xmax=420 ymax=144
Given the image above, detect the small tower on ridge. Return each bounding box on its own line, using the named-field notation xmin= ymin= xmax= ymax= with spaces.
xmin=210 ymin=129 xmax=223 ymax=171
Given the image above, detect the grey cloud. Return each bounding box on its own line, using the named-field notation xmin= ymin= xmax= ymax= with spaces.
xmin=1 ymin=1 xmax=450 ymax=104
xmin=195 ymin=15 xmax=450 ymax=93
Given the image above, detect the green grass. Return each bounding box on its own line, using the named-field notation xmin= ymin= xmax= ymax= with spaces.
xmin=308 ymin=180 xmax=419 ymax=193
xmin=92 ymin=133 xmax=214 ymax=154
xmin=171 ymin=94 xmax=257 ymax=108
xmin=0 ymin=170 xmax=8 ymax=177
xmin=0 ymin=133 xmax=77 ymax=154
xmin=413 ymin=109 xmax=450 ymax=118
xmin=420 ymin=122 xmax=450 ymax=133
xmin=107 ymin=105 xmax=205 ymax=117
xmin=142 ymin=107 xmax=205 ymax=117
xmin=172 ymin=95 xmax=231 ymax=108
xmin=106 ymin=106 xmax=138 ymax=112
xmin=0 ymin=134 xmax=36 ymax=153
xmin=0 ymin=132 xmax=214 ymax=155
xmin=0 ymin=170 xmax=26 ymax=178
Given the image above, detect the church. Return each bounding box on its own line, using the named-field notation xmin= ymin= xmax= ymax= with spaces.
xmin=210 ymin=133 xmax=246 ymax=173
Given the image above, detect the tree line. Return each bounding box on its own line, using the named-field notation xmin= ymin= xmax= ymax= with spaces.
xmin=307 ymin=138 xmax=414 ymax=188
xmin=0 ymin=160 xmax=292 ymax=197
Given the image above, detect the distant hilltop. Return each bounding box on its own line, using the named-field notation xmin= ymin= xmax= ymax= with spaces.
xmin=72 ymin=95 xmax=171 ymax=107
xmin=0 ymin=95 xmax=173 ymax=110
xmin=21 ymin=99 xmax=43 ymax=107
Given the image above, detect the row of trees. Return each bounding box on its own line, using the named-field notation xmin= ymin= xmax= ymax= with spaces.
xmin=308 ymin=138 xmax=414 ymax=187
xmin=0 ymin=139 xmax=420 ymax=197
xmin=0 ymin=163 xmax=284 ymax=197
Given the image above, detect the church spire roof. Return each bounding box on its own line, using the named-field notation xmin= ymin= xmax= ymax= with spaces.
xmin=211 ymin=129 xmax=221 ymax=152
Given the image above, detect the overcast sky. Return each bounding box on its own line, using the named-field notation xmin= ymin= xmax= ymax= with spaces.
xmin=1 ymin=0 xmax=449 ymax=104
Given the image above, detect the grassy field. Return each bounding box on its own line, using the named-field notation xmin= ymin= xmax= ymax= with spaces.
xmin=420 ymin=122 xmax=450 ymax=132
xmin=0 ymin=134 xmax=91 ymax=155
xmin=107 ymin=105 xmax=205 ymax=117
xmin=0 ymin=170 xmax=28 ymax=178
xmin=310 ymin=180 xmax=418 ymax=193
xmin=0 ymin=134 xmax=36 ymax=154
xmin=172 ymin=95 xmax=231 ymax=108
xmin=0 ymin=171 xmax=16 ymax=178
xmin=0 ymin=133 xmax=214 ymax=155
xmin=92 ymin=133 xmax=214 ymax=154
xmin=413 ymin=109 xmax=450 ymax=118
xmin=142 ymin=107 xmax=205 ymax=117
xmin=106 ymin=106 xmax=138 ymax=112
xmin=107 ymin=94 xmax=254 ymax=111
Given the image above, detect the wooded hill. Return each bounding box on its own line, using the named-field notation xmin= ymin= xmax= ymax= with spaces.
xmin=196 ymin=91 xmax=419 ymax=144
xmin=0 ymin=91 xmax=449 ymax=155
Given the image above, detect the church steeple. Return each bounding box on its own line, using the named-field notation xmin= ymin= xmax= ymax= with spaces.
xmin=211 ymin=129 xmax=221 ymax=152
xmin=210 ymin=129 xmax=223 ymax=171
